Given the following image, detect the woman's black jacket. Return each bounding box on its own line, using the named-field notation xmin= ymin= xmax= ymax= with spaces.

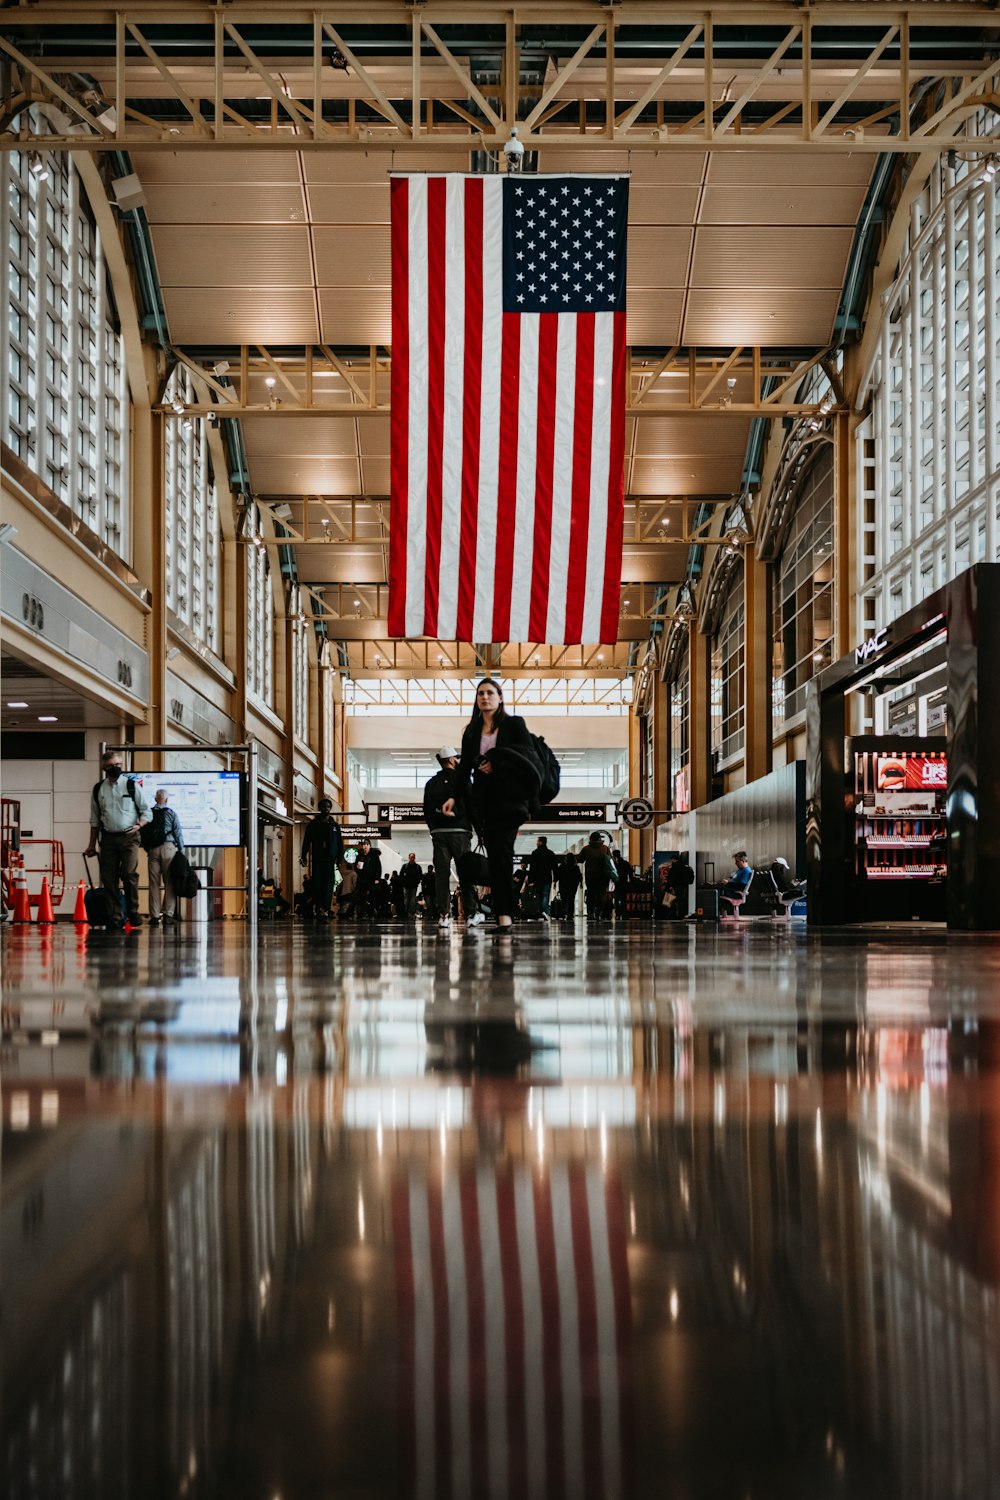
xmin=453 ymin=714 xmax=542 ymax=833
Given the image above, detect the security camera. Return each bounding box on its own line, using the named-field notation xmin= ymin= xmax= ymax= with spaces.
xmin=503 ymin=127 xmax=525 ymax=172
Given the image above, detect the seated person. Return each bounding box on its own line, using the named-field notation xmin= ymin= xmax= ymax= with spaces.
xmin=718 ymin=851 xmax=752 ymax=913
xmin=770 ymin=856 xmax=805 ymax=901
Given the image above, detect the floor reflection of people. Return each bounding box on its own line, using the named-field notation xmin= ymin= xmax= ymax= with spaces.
xmin=422 ymin=935 xmax=533 ymax=1072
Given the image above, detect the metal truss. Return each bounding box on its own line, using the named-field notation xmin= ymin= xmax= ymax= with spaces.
xmin=264 ymin=494 xmax=733 ymax=550
xmin=339 ymin=638 xmax=636 ymax=678
xmin=3 ymin=3 xmax=999 ymax=157
xmin=299 ymin=579 xmax=668 ymax=641
xmin=344 ymin=675 xmax=633 ymax=709
xmin=167 ymin=345 xmax=843 ymax=419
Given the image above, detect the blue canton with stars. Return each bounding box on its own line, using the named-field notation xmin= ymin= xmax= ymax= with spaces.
xmin=502 ymin=176 xmax=628 ymax=314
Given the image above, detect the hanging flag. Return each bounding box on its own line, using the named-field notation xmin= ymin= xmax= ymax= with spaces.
xmin=393 ymin=1163 xmax=632 ymax=1500
xmin=388 ymin=173 xmax=628 ymax=646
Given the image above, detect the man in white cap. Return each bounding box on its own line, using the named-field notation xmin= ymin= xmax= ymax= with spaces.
xmin=423 ymin=745 xmax=479 ymax=928
xmin=770 ymin=856 xmax=805 ymax=901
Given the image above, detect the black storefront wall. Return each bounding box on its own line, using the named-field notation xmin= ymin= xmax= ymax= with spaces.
xmin=806 ymin=561 xmax=1000 ymax=930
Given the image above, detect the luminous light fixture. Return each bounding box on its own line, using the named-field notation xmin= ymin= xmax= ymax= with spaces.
xmin=982 ymin=155 xmax=1000 ymax=181
xmin=38 ymin=715 xmax=58 ymax=722
xmin=28 ymin=152 xmax=49 ymax=181
xmin=721 ymin=495 xmax=753 ymax=555
xmin=7 ymin=701 xmax=28 ymax=709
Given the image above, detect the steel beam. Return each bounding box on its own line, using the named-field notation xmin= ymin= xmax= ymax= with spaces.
xmin=2 ymin=3 xmax=998 ymax=156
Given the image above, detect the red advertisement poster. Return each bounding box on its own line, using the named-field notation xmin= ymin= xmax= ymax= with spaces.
xmin=876 ymin=755 xmax=946 ymax=791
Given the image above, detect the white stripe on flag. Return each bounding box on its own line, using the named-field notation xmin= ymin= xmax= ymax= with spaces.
xmin=435 ymin=177 xmax=467 ymax=640
xmin=545 ymin=317 xmax=578 ymax=644
xmin=508 ymin=317 xmax=540 ymax=641
xmin=442 ymin=1175 xmax=471 ymax=1498
xmin=586 ymin=1167 xmax=622 ymax=1499
xmin=550 ymin=1166 xmax=585 ymax=1500
xmin=513 ymin=1171 xmax=546 ymax=1500
xmin=477 ymin=1170 xmax=509 ymax=1500
xmin=408 ymin=1177 xmax=436 ymax=1500
xmin=405 ymin=180 xmax=430 ymax=637
xmin=472 ymin=180 xmax=504 ymax=642
xmin=581 ymin=312 xmax=615 ymax=643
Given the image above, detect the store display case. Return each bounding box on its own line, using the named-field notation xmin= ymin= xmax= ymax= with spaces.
xmin=850 ymin=738 xmax=947 ymax=920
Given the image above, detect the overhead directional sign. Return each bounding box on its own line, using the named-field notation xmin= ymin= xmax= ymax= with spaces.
xmin=618 ymin=797 xmax=654 ymax=829
xmin=376 ymin=803 xmax=617 ymax=826
xmin=339 ymin=823 xmax=391 ymax=841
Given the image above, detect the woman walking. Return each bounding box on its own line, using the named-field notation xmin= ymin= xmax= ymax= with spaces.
xmin=443 ymin=679 xmax=541 ymax=930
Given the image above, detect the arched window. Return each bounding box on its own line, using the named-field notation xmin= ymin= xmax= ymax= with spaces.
xmin=164 ymin=366 xmax=221 ymax=651
xmin=860 ymin=138 xmax=1000 ymax=633
xmin=772 ymin=448 xmax=834 ymax=728
xmin=711 ymin=569 xmax=745 ymax=765
xmin=246 ymin=505 xmax=275 ymax=708
xmin=1 ymin=133 xmax=127 ymax=549
xmin=290 ymin=586 xmax=310 ymax=744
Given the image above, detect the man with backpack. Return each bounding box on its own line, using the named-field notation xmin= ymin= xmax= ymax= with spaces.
xmin=143 ymin=789 xmax=186 ymax=925
xmin=84 ymin=751 xmax=152 ymax=927
xmin=526 ymin=835 xmax=560 ymax=921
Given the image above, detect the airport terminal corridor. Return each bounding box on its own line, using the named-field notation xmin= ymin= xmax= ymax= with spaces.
xmin=4 ymin=918 xmax=1000 ymax=1499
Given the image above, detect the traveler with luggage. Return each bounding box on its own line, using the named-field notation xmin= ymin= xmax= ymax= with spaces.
xmin=142 ymin=788 xmax=185 ymax=925
xmin=300 ymin=797 xmax=344 ymax=918
xmin=83 ymin=751 xmax=153 ymax=928
xmin=526 ymin=836 xmax=560 ymax=921
xmin=556 ymin=850 xmax=582 ymax=918
xmin=423 ymin=745 xmax=479 ymax=929
xmin=576 ymin=831 xmax=617 ymax=920
xmin=442 ymin=678 xmax=542 ymax=931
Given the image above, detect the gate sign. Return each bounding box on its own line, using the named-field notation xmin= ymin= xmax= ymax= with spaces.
xmin=619 ymin=797 xmax=654 ymax=829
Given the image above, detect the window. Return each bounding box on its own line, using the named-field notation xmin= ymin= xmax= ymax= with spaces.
xmin=164 ymin=366 xmax=221 ymax=651
xmin=1 ymin=129 xmax=127 ymax=550
xmin=773 ymin=448 xmax=835 ymax=727
xmin=246 ymin=506 xmax=274 ymax=708
xmin=290 ymin=587 xmax=310 ymax=743
xmin=711 ymin=574 xmax=745 ymax=764
xmin=668 ymin=638 xmax=690 ymax=809
xmin=862 ymin=131 xmax=1000 ymax=631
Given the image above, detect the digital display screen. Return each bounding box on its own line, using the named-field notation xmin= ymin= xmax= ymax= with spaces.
xmin=134 ymin=771 xmax=243 ymax=847
xmin=876 ymin=755 xmax=946 ymax=791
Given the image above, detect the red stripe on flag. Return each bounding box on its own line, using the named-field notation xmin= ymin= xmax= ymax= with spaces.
xmin=495 ymin=1172 xmax=527 ymax=1498
xmin=599 ymin=312 xmax=628 ymax=643
xmin=427 ymin=1178 xmax=452 ymax=1500
xmin=392 ymin=1183 xmax=416 ymax=1495
xmin=388 ymin=177 xmax=409 ymax=637
xmin=564 ymin=315 xmax=595 ymax=645
xmin=492 ymin=314 xmax=521 ymax=641
xmin=533 ymin=1176 xmax=566 ymax=1500
xmin=456 ymin=180 xmax=484 ymax=643
xmin=424 ymin=179 xmax=447 ymax=637
xmin=568 ymin=1167 xmax=604 ymax=1499
xmin=528 ymin=313 xmax=559 ymax=642
xmin=459 ymin=1175 xmax=489 ymax=1498
xmin=604 ymin=1171 xmax=634 ymax=1488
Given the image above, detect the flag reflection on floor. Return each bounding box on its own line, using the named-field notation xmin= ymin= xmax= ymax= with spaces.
xmin=394 ymin=1163 xmax=631 ymax=1499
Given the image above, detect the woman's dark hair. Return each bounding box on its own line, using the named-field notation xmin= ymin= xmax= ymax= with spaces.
xmin=469 ymin=677 xmax=508 ymax=728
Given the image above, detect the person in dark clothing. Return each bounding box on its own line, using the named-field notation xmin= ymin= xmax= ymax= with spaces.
xmin=443 ymin=678 xmax=542 ymax=930
xmin=341 ymin=838 xmax=381 ymax=919
xmin=423 ymin=745 xmax=479 ymax=929
xmin=659 ymin=854 xmax=694 ymax=919
xmin=576 ymin=832 xmax=615 ymax=919
xmin=769 ymin=857 xmax=805 ymax=900
xmin=371 ymin=877 xmax=393 ymax=920
xmin=400 ymin=852 xmax=423 ymax=918
xmin=557 ymin=850 xmax=582 ymax=918
xmin=526 ymin=836 xmax=560 ymax=921
xmin=611 ymin=848 xmax=631 ymax=918
xmin=389 ymin=868 xmax=403 ymax=917
xmin=300 ymin=798 xmax=344 ymax=917
xmin=421 ymin=865 xmax=437 ymax=919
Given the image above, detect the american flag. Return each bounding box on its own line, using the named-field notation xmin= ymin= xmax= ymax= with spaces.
xmin=388 ymin=174 xmax=628 ymax=646
xmin=393 ymin=1164 xmax=632 ymax=1500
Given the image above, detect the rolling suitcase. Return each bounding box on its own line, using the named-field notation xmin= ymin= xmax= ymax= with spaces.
xmin=693 ymin=886 xmax=720 ymax=920
xmin=83 ymin=854 xmax=125 ymax=928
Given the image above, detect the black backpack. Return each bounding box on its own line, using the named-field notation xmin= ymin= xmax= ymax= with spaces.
xmin=139 ymin=805 xmax=168 ymax=851
xmin=169 ymin=850 xmax=201 ymax=899
xmin=530 ymin=734 xmax=561 ymax=805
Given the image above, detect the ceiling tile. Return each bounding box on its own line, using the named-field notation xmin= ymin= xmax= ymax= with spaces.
xmin=700 ymin=183 xmax=868 ymax=226
xmin=628 ymin=226 xmax=693 ymax=285
xmin=130 ymin=149 xmax=299 ymax=185
xmin=150 ymin=225 xmax=314 ymax=286
xmin=144 ymin=184 xmax=308 ymax=226
xmin=307 ymin=183 xmax=391 ymax=224
xmin=313 ymin=226 xmax=391 ymax=286
xmin=691 ymin=226 xmax=854 ymax=287
xmin=683 ymin=287 xmax=841 ymax=346
xmin=629 ymin=184 xmax=701 ymax=226
xmin=630 ymin=455 xmax=746 ymax=495
xmin=319 ymin=289 xmax=391 ymax=344
xmin=626 ymin=287 xmax=684 ymax=345
xmin=633 ymin=415 xmax=752 ymax=457
xmin=241 ymin=415 xmax=359 ymax=456
xmin=162 ymin=287 xmax=319 ymax=344
xmin=249 ymin=455 xmax=361 ymax=495
xmin=708 ymin=150 xmax=875 ymax=188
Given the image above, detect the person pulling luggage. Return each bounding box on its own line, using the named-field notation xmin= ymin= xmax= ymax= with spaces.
xmin=84 ymin=751 xmax=152 ymax=928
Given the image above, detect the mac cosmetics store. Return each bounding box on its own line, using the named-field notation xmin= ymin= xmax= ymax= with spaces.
xmin=806 ymin=562 xmax=1000 ymax=930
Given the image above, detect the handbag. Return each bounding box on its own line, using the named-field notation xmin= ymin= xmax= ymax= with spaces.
xmin=661 ymin=889 xmax=677 ymax=908
xmin=457 ymin=846 xmax=491 ymax=887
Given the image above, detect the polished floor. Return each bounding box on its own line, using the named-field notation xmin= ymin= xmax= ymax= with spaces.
xmin=3 ymin=915 xmax=1000 ymax=1499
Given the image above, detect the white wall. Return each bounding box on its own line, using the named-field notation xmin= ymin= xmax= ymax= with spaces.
xmin=3 ymin=729 xmax=117 ymax=902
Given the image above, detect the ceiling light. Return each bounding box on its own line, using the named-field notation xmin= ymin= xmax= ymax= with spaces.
xmin=264 ymin=376 xmax=277 ymax=389
xmin=673 ymin=581 xmax=697 ymax=621
xmin=272 ymin=502 xmax=293 ymax=519
xmin=38 ymin=715 xmax=58 ymax=722
xmin=28 ymin=152 xmax=49 ymax=182
xmin=7 ymin=701 xmax=28 ymax=709
xmin=171 ymin=400 xmax=185 ymax=415
xmin=212 ymin=360 xmax=231 ymax=377
xmin=982 ymin=155 xmax=1000 ymax=181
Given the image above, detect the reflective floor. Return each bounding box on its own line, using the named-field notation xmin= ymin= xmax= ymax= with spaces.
xmin=3 ymin=917 xmax=1000 ymax=1499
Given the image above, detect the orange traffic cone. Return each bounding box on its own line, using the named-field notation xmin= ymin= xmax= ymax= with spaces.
xmin=11 ymin=870 xmax=31 ymax=924
xmin=36 ymin=876 xmax=56 ymax=925
xmin=73 ymin=879 xmax=88 ymax=925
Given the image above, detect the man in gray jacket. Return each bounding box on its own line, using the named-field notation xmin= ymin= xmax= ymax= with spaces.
xmin=145 ymin=789 xmax=186 ymax=925
xmin=84 ymin=750 xmax=152 ymax=927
